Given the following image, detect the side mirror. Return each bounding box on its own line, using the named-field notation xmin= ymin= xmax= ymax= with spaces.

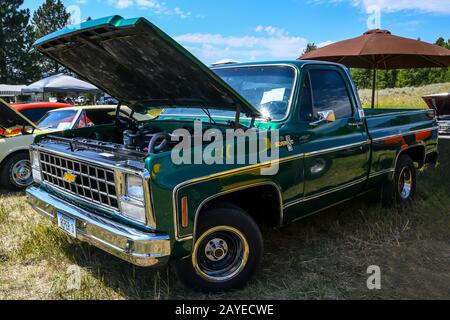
xmin=309 ymin=110 xmax=336 ymax=127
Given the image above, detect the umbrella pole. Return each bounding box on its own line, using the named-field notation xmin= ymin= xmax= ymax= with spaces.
xmin=371 ymin=67 xmax=377 ymax=109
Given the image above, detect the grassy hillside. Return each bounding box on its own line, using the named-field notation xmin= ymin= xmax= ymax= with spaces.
xmin=1 ymin=143 xmax=450 ymax=300
xmin=359 ymin=82 xmax=450 ymax=109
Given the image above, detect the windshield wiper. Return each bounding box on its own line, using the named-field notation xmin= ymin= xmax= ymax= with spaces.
xmin=201 ymin=107 xmax=216 ymax=125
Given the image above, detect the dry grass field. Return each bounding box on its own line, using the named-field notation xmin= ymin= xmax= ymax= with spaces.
xmin=0 ymin=84 xmax=450 ymax=300
xmin=359 ymin=82 xmax=450 ymax=109
xmin=1 ymin=140 xmax=449 ymax=300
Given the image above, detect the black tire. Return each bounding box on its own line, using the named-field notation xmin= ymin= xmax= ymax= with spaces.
xmin=381 ymin=154 xmax=416 ymax=206
xmin=173 ymin=204 xmax=263 ymax=292
xmin=0 ymin=152 xmax=33 ymax=191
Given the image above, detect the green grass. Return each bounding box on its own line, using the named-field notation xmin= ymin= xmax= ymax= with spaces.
xmin=1 ymin=142 xmax=450 ymax=299
xmin=359 ymin=82 xmax=450 ymax=109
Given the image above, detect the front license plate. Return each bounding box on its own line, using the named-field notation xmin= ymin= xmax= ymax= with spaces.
xmin=57 ymin=212 xmax=77 ymax=238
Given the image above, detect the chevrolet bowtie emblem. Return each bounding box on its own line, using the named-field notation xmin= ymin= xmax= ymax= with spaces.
xmin=63 ymin=172 xmax=77 ymax=184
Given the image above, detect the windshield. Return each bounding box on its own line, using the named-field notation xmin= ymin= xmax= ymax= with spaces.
xmin=160 ymin=65 xmax=296 ymax=121
xmin=37 ymin=109 xmax=78 ymax=130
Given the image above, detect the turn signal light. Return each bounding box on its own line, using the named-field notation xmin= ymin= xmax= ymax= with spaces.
xmin=181 ymin=196 xmax=188 ymax=228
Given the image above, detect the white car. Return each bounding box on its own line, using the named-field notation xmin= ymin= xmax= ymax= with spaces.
xmin=0 ymin=104 xmax=132 ymax=190
xmin=75 ymin=96 xmax=88 ymax=105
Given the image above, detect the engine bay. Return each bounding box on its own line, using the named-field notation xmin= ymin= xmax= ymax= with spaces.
xmin=39 ymin=108 xmax=245 ymax=161
xmin=122 ymin=126 xmax=174 ymax=154
xmin=42 ymin=121 xmax=206 ymax=160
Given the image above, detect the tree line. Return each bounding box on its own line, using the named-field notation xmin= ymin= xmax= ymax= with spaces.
xmin=303 ymin=40 xmax=450 ymax=89
xmin=1 ymin=0 xmax=449 ymax=89
xmin=0 ymin=0 xmax=70 ymax=85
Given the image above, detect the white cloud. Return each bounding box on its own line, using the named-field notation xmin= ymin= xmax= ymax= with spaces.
xmin=174 ymin=7 xmax=192 ymax=19
xmin=312 ymin=0 xmax=450 ymax=14
xmin=174 ymin=29 xmax=308 ymax=64
xmin=255 ymin=25 xmax=289 ymax=37
xmin=357 ymin=0 xmax=450 ymax=14
xmin=108 ymin=0 xmax=193 ymax=18
xmin=318 ymin=40 xmax=334 ymax=47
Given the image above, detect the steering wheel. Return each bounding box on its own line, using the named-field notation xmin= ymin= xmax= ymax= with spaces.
xmin=148 ymin=132 xmax=171 ymax=154
xmin=117 ymin=114 xmax=134 ymax=125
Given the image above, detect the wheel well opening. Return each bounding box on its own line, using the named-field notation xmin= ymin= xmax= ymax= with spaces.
xmin=400 ymin=146 xmax=425 ymax=168
xmin=0 ymin=150 xmax=30 ymax=168
xmin=199 ymin=184 xmax=282 ymax=230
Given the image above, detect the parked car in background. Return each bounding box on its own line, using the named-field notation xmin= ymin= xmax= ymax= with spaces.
xmin=96 ymin=96 xmax=118 ymax=105
xmin=0 ymin=99 xmax=44 ymax=190
xmin=12 ymin=102 xmax=73 ymax=123
xmin=63 ymin=97 xmax=75 ymax=105
xmin=423 ymin=92 xmax=450 ymax=135
xmin=27 ymin=16 xmax=439 ymax=292
xmin=0 ymin=102 xmax=134 ymax=190
xmin=75 ymin=96 xmax=89 ymax=105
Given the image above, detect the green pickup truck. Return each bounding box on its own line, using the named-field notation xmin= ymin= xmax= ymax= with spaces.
xmin=26 ymin=16 xmax=438 ymax=292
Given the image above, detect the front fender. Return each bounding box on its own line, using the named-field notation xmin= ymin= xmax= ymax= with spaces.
xmin=0 ymin=134 xmax=37 ymax=164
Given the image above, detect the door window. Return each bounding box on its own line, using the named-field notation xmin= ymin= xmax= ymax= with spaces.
xmin=299 ymin=73 xmax=313 ymax=121
xmin=309 ymin=69 xmax=353 ymax=120
xmin=75 ymin=112 xmax=87 ymax=129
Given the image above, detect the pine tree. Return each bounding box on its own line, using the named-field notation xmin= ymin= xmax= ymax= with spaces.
xmin=396 ymin=37 xmax=450 ymax=87
xmin=31 ymin=0 xmax=70 ymax=76
xmin=302 ymin=43 xmax=318 ymax=55
xmin=435 ymin=37 xmax=450 ymax=50
xmin=0 ymin=0 xmax=38 ymax=84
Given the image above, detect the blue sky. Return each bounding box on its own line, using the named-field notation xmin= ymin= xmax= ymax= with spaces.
xmin=24 ymin=0 xmax=450 ymax=64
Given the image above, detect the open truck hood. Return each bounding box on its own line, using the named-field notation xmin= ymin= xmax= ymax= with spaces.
xmin=34 ymin=16 xmax=261 ymax=118
xmin=423 ymin=93 xmax=450 ymax=117
xmin=0 ymin=99 xmax=37 ymax=137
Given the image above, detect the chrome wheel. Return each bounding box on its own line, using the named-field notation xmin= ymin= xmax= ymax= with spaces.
xmin=204 ymin=238 xmax=229 ymax=261
xmin=11 ymin=160 xmax=33 ymax=187
xmin=398 ymin=166 xmax=413 ymax=199
xmin=192 ymin=226 xmax=249 ymax=283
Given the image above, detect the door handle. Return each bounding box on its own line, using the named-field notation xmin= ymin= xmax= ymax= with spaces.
xmin=347 ymin=121 xmax=363 ymax=128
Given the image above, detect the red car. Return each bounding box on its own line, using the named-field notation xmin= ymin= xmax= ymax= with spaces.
xmin=12 ymin=102 xmax=73 ymax=123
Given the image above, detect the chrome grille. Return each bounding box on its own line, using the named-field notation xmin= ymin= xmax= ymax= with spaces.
xmin=39 ymin=152 xmax=119 ymax=210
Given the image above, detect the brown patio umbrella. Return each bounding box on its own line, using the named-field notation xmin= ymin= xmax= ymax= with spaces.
xmin=299 ymin=29 xmax=450 ymax=108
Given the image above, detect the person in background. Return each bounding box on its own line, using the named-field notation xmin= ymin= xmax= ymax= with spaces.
xmin=56 ymin=93 xmax=66 ymax=104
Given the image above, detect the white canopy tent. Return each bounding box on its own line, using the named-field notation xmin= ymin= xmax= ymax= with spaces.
xmin=22 ymin=74 xmax=100 ymax=94
xmin=0 ymin=84 xmax=30 ymax=102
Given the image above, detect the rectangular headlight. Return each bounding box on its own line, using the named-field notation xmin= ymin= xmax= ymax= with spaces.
xmin=30 ymin=150 xmax=42 ymax=183
xmin=120 ymin=196 xmax=146 ymax=224
xmin=126 ymin=174 xmax=144 ymax=201
xmin=31 ymin=150 xmax=40 ymax=169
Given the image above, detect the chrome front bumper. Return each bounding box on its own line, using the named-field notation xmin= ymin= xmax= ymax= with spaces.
xmin=26 ymin=185 xmax=171 ymax=267
xmin=438 ymin=121 xmax=450 ymax=135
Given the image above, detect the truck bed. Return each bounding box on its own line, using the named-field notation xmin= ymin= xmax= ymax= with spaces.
xmin=364 ymin=108 xmax=436 ymax=140
xmin=363 ymin=107 xmax=438 ymax=186
xmin=364 ymin=109 xmax=436 ymax=139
